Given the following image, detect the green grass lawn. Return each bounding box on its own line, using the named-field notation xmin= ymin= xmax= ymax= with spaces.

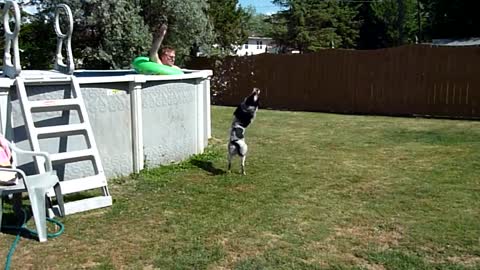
xmin=1 ymin=106 xmax=479 ymax=269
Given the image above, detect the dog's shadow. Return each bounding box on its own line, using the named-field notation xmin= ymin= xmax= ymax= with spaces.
xmin=190 ymin=160 xmax=226 ymax=175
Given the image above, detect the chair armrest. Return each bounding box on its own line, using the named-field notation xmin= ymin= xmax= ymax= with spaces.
xmin=7 ymin=142 xmax=53 ymax=172
xmin=0 ymin=167 xmax=27 ymax=181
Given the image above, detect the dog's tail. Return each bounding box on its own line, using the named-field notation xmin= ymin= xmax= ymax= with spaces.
xmin=231 ymin=140 xmax=247 ymax=157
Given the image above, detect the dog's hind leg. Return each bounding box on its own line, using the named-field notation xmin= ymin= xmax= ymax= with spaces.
xmin=227 ymin=153 xmax=232 ymax=173
xmin=240 ymin=155 xmax=246 ymax=175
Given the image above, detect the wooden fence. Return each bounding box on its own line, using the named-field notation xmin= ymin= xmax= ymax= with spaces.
xmin=187 ymin=45 xmax=480 ymax=119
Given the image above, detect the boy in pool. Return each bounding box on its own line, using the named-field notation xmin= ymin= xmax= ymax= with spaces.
xmin=149 ymin=24 xmax=180 ymax=69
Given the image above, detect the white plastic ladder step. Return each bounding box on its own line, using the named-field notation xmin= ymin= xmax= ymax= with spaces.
xmin=47 ymin=175 xmax=108 ymax=196
xmin=50 ymin=149 xmax=95 ymax=163
xmin=36 ymin=123 xmax=87 ymax=138
xmin=29 ymin=99 xmax=80 ymax=112
xmin=22 ymin=77 xmax=72 ymax=85
xmin=49 ymin=196 xmax=113 ymax=217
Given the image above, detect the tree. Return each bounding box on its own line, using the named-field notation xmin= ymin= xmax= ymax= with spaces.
xmin=244 ymin=7 xmax=274 ymax=37
xmin=271 ymin=0 xmax=360 ymax=52
xmin=267 ymin=10 xmax=289 ymax=52
xmin=422 ymin=0 xmax=479 ymax=40
xmin=37 ymin=0 xmax=151 ymax=69
xmin=357 ymin=3 xmax=389 ymax=49
xmin=19 ymin=16 xmax=57 ymax=69
xmin=139 ymin=0 xmax=215 ymax=61
xmin=370 ymin=0 xmax=421 ymax=47
xmin=207 ymin=0 xmax=249 ymax=54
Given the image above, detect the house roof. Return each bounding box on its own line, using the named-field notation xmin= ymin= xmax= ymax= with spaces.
xmin=248 ymin=36 xmax=273 ymax=40
xmin=431 ymin=38 xmax=480 ymax=46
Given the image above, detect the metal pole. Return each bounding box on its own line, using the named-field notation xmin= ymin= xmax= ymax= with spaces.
xmin=417 ymin=0 xmax=422 ymax=42
xmin=397 ymin=0 xmax=405 ymax=45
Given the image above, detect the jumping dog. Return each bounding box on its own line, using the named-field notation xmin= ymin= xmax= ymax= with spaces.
xmin=227 ymin=88 xmax=260 ymax=175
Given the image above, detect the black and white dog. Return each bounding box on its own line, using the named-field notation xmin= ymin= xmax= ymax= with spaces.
xmin=228 ymin=88 xmax=260 ymax=175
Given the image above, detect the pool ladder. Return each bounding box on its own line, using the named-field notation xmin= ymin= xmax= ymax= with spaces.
xmin=15 ymin=75 xmax=112 ymax=216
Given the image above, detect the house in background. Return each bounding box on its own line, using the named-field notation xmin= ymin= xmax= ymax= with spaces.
xmin=235 ymin=36 xmax=277 ymax=56
xmin=431 ymin=38 xmax=480 ymax=46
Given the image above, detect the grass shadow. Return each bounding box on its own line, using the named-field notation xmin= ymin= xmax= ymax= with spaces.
xmin=190 ymin=159 xmax=226 ymax=175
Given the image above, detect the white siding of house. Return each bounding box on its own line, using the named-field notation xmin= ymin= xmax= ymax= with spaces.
xmin=235 ymin=37 xmax=274 ymax=56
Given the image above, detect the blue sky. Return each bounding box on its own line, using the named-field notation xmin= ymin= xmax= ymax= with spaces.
xmin=238 ymin=0 xmax=283 ymax=14
xmin=22 ymin=1 xmax=281 ymax=16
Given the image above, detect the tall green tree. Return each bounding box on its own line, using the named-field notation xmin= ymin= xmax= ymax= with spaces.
xmin=370 ymin=0 xmax=421 ymax=47
xmin=357 ymin=3 xmax=386 ymax=49
xmin=244 ymin=7 xmax=274 ymax=37
xmin=207 ymin=0 xmax=249 ymax=54
xmin=272 ymin=0 xmax=360 ymax=52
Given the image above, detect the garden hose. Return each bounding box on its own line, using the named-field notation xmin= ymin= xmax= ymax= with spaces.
xmin=3 ymin=208 xmax=64 ymax=270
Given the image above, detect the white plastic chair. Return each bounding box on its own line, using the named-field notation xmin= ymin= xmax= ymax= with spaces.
xmin=0 ymin=141 xmax=64 ymax=242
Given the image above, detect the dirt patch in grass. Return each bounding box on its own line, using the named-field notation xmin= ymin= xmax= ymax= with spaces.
xmin=421 ymin=244 xmax=480 ymax=267
xmin=304 ymin=241 xmax=386 ymax=269
xmin=216 ymin=237 xmax=264 ymax=268
xmin=333 ymin=225 xmax=404 ymax=250
xmin=303 ymin=224 xmax=404 ymax=268
xmin=348 ymin=177 xmax=390 ymax=196
xmin=212 ymin=231 xmax=287 ymax=269
xmin=425 ymin=254 xmax=480 ymax=268
xmin=446 ymin=255 xmax=480 ymax=267
xmin=230 ymin=183 xmax=256 ymax=193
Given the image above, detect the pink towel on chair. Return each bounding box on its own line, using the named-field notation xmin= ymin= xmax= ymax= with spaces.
xmin=0 ymin=136 xmax=12 ymax=166
xmin=0 ymin=135 xmax=17 ymax=185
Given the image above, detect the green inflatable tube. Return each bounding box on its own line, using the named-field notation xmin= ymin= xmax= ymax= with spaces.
xmin=132 ymin=56 xmax=184 ymax=75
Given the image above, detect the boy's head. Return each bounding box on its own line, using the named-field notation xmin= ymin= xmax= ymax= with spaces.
xmin=160 ymin=46 xmax=176 ymax=66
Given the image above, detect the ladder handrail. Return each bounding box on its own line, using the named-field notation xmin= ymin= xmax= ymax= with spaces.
xmin=1 ymin=2 xmax=76 ymax=78
xmin=2 ymin=0 xmax=21 ymax=78
xmin=54 ymin=4 xmax=75 ymax=75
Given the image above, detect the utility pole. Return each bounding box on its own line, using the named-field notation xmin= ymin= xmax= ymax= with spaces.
xmin=397 ymin=0 xmax=405 ymax=45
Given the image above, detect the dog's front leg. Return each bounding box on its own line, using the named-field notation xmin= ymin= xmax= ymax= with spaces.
xmin=241 ymin=156 xmax=246 ymax=175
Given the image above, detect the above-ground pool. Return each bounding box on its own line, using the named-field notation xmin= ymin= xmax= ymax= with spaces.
xmin=0 ymin=68 xmax=212 ymax=180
